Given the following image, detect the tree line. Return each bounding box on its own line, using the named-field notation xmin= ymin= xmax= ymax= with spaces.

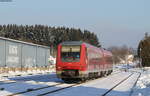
xmin=0 ymin=24 xmax=101 ymax=48
xmin=138 ymin=32 xmax=150 ymax=67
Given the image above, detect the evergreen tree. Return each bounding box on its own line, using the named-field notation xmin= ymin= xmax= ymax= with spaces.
xmin=138 ymin=33 xmax=150 ymax=67
xmin=0 ymin=24 xmax=101 ymax=49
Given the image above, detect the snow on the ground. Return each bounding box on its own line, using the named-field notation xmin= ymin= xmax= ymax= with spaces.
xmin=0 ymin=71 xmax=134 ymax=96
xmin=106 ymin=73 xmax=140 ymax=96
xmin=0 ymin=73 xmax=61 ymax=96
xmin=0 ymin=81 xmax=61 ymax=96
xmin=43 ymin=72 xmax=135 ymax=96
xmin=1 ymin=67 xmax=150 ymax=96
xmin=20 ymin=83 xmax=75 ymax=96
xmin=132 ymin=67 xmax=150 ymax=96
xmin=0 ymin=67 xmax=55 ymax=81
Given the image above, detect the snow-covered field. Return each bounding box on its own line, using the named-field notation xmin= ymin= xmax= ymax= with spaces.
xmin=0 ymin=67 xmax=150 ymax=96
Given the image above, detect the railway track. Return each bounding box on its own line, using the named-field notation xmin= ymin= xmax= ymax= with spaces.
xmin=101 ymin=72 xmax=141 ymax=96
xmin=101 ymin=73 xmax=133 ymax=96
xmin=6 ymin=78 xmax=90 ymax=96
xmin=0 ymin=71 xmax=122 ymax=96
xmin=33 ymin=73 xmax=135 ymax=96
xmin=37 ymin=83 xmax=80 ymax=96
xmin=7 ymin=79 xmax=98 ymax=96
xmin=0 ymin=70 xmax=120 ymax=86
xmin=0 ymin=80 xmax=17 ymax=86
xmin=0 ymin=74 xmax=58 ymax=86
xmin=7 ymin=83 xmax=64 ymax=96
xmin=7 ymin=72 xmax=121 ymax=96
xmin=129 ymin=72 xmax=141 ymax=96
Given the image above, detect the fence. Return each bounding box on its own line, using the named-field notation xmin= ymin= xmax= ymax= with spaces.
xmin=0 ymin=37 xmax=51 ymax=73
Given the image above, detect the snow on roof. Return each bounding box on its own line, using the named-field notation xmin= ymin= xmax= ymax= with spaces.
xmin=0 ymin=36 xmax=50 ymax=49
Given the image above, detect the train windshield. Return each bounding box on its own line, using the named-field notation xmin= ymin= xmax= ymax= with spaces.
xmin=61 ymin=45 xmax=80 ymax=62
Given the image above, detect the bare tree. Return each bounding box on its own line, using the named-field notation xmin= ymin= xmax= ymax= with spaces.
xmin=108 ymin=45 xmax=133 ymax=64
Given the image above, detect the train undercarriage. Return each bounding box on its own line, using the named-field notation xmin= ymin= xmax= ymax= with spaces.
xmin=57 ymin=69 xmax=113 ymax=82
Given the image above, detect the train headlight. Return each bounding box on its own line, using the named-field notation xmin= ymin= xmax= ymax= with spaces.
xmin=57 ymin=66 xmax=61 ymax=70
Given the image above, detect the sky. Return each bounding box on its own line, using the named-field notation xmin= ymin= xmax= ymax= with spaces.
xmin=0 ymin=0 xmax=150 ymax=48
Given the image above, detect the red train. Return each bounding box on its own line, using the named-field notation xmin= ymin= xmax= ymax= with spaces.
xmin=56 ymin=41 xmax=113 ymax=81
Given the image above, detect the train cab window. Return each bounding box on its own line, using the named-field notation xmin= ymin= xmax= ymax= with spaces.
xmin=61 ymin=45 xmax=80 ymax=62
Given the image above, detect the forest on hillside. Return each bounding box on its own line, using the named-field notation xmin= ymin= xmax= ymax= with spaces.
xmin=138 ymin=33 xmax=150 ymax=67
xmin=0 ymin=24 xmax=101 ymax=48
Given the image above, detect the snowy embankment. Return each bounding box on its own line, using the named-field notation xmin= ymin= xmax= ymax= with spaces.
xmin=0 ymin=66 xmax=55 ymax=81
xmin=132 ymin=67 xmax=150 ymax=96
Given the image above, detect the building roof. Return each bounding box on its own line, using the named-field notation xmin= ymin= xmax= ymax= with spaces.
xmin=0 ymin=37 xmax=50 ymax=49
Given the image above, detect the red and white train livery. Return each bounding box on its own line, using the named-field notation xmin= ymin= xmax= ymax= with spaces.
xmin=56 ymin=41 xmax=113 ymax=81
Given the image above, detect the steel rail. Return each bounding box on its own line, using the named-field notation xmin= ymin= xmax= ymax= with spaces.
xmin=101 ymin=73 xmax=133 ymax=96
xmin=129 ymin=72 xmax=141 ymax=96
xmin=36 ymin=72 xmax=122 ymax=96
xmin=7 ymin=83 xmax=63 ymax=96
xmin=4 ymin=70 xmax=121 ymax=96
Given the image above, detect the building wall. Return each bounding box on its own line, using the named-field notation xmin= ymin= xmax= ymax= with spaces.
xmin=0 ymin=39 xmax=6 ymax=67
xmin=0 ymin=37 xmax=50 ymax=72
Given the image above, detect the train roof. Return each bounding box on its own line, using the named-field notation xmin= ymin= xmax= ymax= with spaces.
xmin=60 ymin=41 xmax=99 ymax=47
xmin=60 ymin=41 xmax=112 ymax=56
xmin=60 ymin=41 xmax=101 ymax=50
xmin=60 ymin=41 xmax=83 ymax=45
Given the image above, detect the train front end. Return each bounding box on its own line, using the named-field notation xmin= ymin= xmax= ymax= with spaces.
xmin=56 ymin=42 xmax=87 ymax=81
